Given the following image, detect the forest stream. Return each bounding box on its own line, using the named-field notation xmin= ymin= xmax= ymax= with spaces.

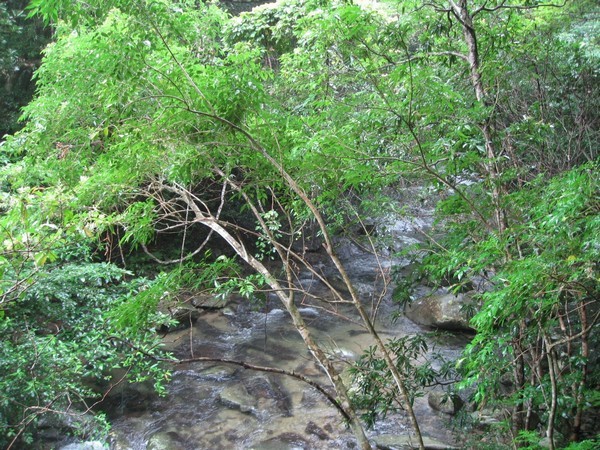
xmin=104 ymin=196 xmax=472 ymax=450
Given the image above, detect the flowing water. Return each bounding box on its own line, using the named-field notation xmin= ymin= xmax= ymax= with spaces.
xmin=107 ymin=306 xmax=468 ymax=449
xmin=106 ymin=195 xmax=470 ymax=449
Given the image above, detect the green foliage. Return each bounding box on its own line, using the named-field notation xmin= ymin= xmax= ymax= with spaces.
xmin=1 ymin=0 xmax=597 ymax=447
xmin=448 ymin=164 xmax=599 ymax=443
xmin=349 ymin=334 xmax=450 ymax=428
xmin=111 ymin=255 xmax=243 ymax=331
xmin=0 ymin=259 xmax=169 ymax=447
xmin=225 ymin=0 xmax=313 ymax=56
xmin=562 ymin=439 xmax=600 ymax=450
xmin=255 ymin=209 xmax=283 ymax=260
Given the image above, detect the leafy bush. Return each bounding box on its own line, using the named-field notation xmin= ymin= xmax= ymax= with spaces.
xmin=0 ymin=260 xmax=170 ymax=447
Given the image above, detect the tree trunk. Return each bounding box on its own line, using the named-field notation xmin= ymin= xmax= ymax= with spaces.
xmin=543 ymin=336 xmax=558 ymax=450
xmin=251 ymin=149 xmax=426 ymax=450
xmin=571 ymin=300 xmax=590 ymax=442
xmin=450 ymin=0 xmax=507 ymax=233
xmin=512 ymin=323 xmax=526 ymax=441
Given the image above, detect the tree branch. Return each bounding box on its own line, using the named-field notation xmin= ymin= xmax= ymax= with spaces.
xmin=173 ymin=356 xmax=352 ymax=422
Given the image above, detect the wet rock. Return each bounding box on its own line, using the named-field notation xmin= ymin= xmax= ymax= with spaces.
xmin=219 ymin=383 xmax=256 ymax=413
xmin=191 ymin=294 xmax=230 ymax=309
xmin=245 ymin=375 xmax=293 ymax=417
xmin=60 ymin=442 xmax=106 ymax=450
xmin=305 ymin=421 xmax=329 ymax=440
xmin=427 ymin=391 xmax=464 ymax=415
xmin=198 ymin=364 xmax=238 ymax=380
xmin=35 ymin=412 xmax=100 ymax=446
xmin=340 ymin=347 xmax=359 ymax=360
xmin=404 ymin=292 xmax=475 ymax=332
xmin=108 ymin=432 xmax=134 ymax=450
xmin=171 ymin=303 xmax=200 ymax=324
xmin=250 ymin=432 xmax=310 ymax=450
xmin=157 ymin=300 xmax=200 ymax=331
xmin=297 ymin=307 xmax=319 ymax=317
xmin=222 ymin=306 xmax=236 ymax=316
xmin=374 ymin=434 xmax=457 ymax=449
xmin=146 ymin=431 xmax=185 ymax=450
xmin=267 ymin=307 xmax=285 ymax=316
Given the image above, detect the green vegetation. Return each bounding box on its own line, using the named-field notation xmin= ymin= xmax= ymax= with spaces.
xmin=0 ymin=0 xmax=597 ymax=448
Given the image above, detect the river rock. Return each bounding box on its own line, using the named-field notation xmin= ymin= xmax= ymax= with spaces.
xmin=374 ymin=434 xmax=457 ymax=449
xmin=304 ymin=421 xmax=330 ymax=440
xmin=198 ymin=364 xmax=238 ymax=380
xmin=107 ymin=433 xmax=133 ymax=450
xmin=427 ymin=391 xmax=464 ymax=415
xmin=191 ymin=294 xmax=230 ymax=309
xmin=404 ymin=292 xmax=475 ymax=332
xmin=35 ymin=412 xmax=100 ymax=446
xmin=219 ymin=383 xmax=256 ymax=413
xmin=247 ymin=375 xmax=293 ymax=417
xmin=146 ymin=431 xmax=186 ymax=450
xmin=250 ymin=432 xmax=310 ymax=450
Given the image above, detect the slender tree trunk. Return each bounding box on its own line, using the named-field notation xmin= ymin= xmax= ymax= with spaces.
xmin=512 ymin=323 xmax=526 ymax=441
xmin=571 ymin=301 xmax=589 ymax=442
xmin=543 ymin=336 xmax=558 ymax=450
xmin=252 ymin=150 xmax=426 ymax=450
xmin=216 ymin=163 xmax=424 ymax=447
xmin=450 ymin=0 xmax=507 ymax=233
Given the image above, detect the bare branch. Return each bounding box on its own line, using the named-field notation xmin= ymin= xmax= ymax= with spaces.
xmin=173 ymin=356 xmax=352 ymax=422
xmin=474 ymin=0 xmax=567 ymax=16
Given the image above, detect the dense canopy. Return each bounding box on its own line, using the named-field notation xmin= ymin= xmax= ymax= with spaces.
xmin=0 ymin=1 xmax=598 ymax=448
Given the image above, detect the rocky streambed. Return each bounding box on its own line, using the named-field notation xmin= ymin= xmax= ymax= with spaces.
xmin=106 ymin=301 xmax=470 ymax=450
xmin=98 ymin=190 xmax=477 ymax=450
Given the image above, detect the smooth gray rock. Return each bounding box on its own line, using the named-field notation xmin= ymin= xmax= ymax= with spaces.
xmin=191 ymin=294 xmax=230 ymax=309
xmin=219 ymin=383 xmax=256 ymax=413
xmin=405 ymin=292 xmax=475 ymax=331
xmin=146 ymin=431 xmax=185 ymax=450
xmin=198 ymin=364 xmax=238 ymax=380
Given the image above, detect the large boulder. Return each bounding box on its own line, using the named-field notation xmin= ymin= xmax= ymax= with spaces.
xmin=404 ymin=292 xmax=475 ymax=332
xmin=190 ymin=293 xmax=231 ymax=310
xmin=427 ymin=391 xmax=464 ymax=415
